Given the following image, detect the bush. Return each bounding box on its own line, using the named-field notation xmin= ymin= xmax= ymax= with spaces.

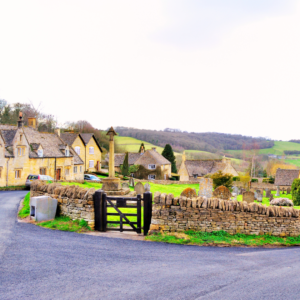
xmin=211 ymin=171 xmax=233 ymax=190
xmin=291 ymin=179 xmax=300 ymax=206
xmin=129 ymin=165 xmax=139 ymax=173
xmin=251 ymin=179 xmax=258 ymax=183
xmin=232 ymin=176 xmax=240 ymax=182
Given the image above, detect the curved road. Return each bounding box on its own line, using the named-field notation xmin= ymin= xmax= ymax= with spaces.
xmin=1 ymin=191 xmax=300 ymax=300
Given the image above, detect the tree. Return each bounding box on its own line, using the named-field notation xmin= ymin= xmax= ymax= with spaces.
xmin=240 ymin=173 xmax=251 ymax=190
xmin=122 ymin=152 xmax=129 ymax=176
xmin=138 ymin=143 xmax=145 ymax=153
xmin=211 ymin=171 xmax=233 ymax=190
xmin=162 ymin=144 xmax=177 ymax=173
xmin=291 ymin=179 xmax=300 ymax=206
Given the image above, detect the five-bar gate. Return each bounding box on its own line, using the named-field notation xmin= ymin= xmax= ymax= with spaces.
xmin=94 ymin=190 xmax=153 ymax=235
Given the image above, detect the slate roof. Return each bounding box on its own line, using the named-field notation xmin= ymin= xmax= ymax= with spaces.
xmin=80 ymin=133 xmax=93 ymax=145
xmin=274 ymin=169 xmax=300 ymax=186
xmin=184 ymin=159 xmax=233 ymax=177
xmin=105 ymin=153 xmax=142 ymax=167
xmin=1 ymin=130 xmax=17 ymax=146
xmin=135 ymin=149 xmax=171 ymax=166
xmin=60 ymin=132 xmax=79 ymax=146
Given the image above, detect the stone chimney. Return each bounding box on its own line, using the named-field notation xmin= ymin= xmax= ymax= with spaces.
xmin=182 ymin=151 xmax=186 ymax=162
xmin=28 ymin=117 xmax=37 ymax=129
xmin=55 ymin=128 xmax=61 ymax=136
xmin=17 ymin=112 xmax=24 ymax=128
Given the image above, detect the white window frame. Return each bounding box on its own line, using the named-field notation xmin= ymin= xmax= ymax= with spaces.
xmin=65 ymin=149 xmax=69 ymax=157
xmin=148 ymin=164 xmax=156 ymax=170
xmin=65 ymin=168 xmax=70 ymax=176
xmin=38 ymin=149 xmax=43 ymax=157
xmin=89 ymin=160 xmax=94 ymax=168
xmin=74 ymin=166 xmax=78 ymax=173
xmin=148 ymin=174 xmax=156 ymax=180
xmin=80 ymin=166 xmax=83 ymax=173
xmin=89 ymin=147 xmax=94 ymax=154
xmin=15 ymin=170 xmax=21 ymax=179
xmin=75 ymin=147 xmax=80 ymax=155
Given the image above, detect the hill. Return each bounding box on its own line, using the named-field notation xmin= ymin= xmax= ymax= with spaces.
xmin=115 ymin=127 xmax=274 ymax=153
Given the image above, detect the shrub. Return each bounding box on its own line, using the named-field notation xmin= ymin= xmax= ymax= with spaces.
xmin=232 ymin=176 xmax=240 ymax=182
xmin=211 ymin=171 xmax=233 ymax=190
xmin=291 ymin=179 xmax=300 ymax=206
xmin=180 ymin=188 xmax=197 ymax=198
xmin=129 ymin=165 xmax=139 ymax=173
xmin=251 ymin=179 xmax=258 ymax=183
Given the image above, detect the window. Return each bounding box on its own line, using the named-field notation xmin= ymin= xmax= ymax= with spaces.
xmin=75 ymin=147 xmax=80 ymax=155
xmin=193 ymin=174 xmax=198 ymax=179
xmin=17 ymin=147 xmax=25 ymax=156
xmin=74 ymin=166 xmax=78 ymax=173
xmin=65 ymin=149 xmax=69 ymax=156
xmin=38 ymin=149 xmax=43 ymax=157
xmin=89 ymin=147 xmax=94 ymax=154
xmin=15 ymin=170 xmax=21 ymax=179
xmin=148 ymin=164 xmax=156 ymax=170
xmin=148 ymin=174 xmax=156 ymax=180
xmin=20 ymin=134 xmax=22 ymax=141
xmin=40 ymin=168 xmax=46 ymax=175
xmin=65 ymin=168 xmax=70 ymax=176
xmin=89 ymin=160 xmax=94 ymax=168
xmin=22 ymin=148 xmax=25 ymax=156
xmin=80 ymin=166 xmax=83 ymax=173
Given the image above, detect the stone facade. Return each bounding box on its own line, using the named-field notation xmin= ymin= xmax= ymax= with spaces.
xmin=150 ymin=192 xmax=300 ymax=237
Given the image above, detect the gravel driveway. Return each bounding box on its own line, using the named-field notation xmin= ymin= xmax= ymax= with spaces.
xmin=1 ymin=191 xmax=300 ymax=300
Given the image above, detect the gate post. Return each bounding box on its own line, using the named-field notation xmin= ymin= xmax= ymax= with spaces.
xmin=94 ymin=189 xmax=106 ymax=232
xmin=143 ymin=192 xmax=153 ymax=236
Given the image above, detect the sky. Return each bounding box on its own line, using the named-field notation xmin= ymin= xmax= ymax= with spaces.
xmin=0 ymin=0 xmax=299 ymax=141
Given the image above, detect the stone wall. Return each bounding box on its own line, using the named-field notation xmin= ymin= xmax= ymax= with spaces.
xmin=135 ymin=179 xmax=197 ymax=185
xmin=30 ymin=181 xmax=96 ymax=229
xmin=150 ymin=192 xmax=300 ymax=237
xmin=233 ymin=182 xmax=275 ymax=189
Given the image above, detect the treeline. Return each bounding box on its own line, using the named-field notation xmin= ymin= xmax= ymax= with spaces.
xmin=284 ymin=150 xmax=300 ymax=155
xmin=0 ymin=102 xmax=110 ymax=151
xmin=115 ymin=127 xmax=274 ymax=152
xmin=289 ymin=140 xmax=300 ymax=144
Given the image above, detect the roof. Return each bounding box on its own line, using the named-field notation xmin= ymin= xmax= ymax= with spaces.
xmin=183 ymin=159 xmax=236 ymax=177
xmin=274 ymin=169 xmax=300 ymax=186
xmin=1 ymin=129 xmax=17 ymax=146
xmin=60 ymin=132 xmax=79 ymax=146
xmin=105 ymin=153 xmax=142 ymax=166
xmin=135 ymin=149 xmax=171 ymax=166
xmin=79 ymin=133 xmax=103 ymax=152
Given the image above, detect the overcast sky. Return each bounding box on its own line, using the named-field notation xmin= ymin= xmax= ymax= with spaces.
xmin=0 ymin=0 xmax=299 ymax=141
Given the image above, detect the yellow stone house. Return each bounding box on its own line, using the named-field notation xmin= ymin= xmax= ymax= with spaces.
xmin=60 ymin=131 xmax=102 ymax=172
xmin=0 ymin=115 xmax=85 ymax=187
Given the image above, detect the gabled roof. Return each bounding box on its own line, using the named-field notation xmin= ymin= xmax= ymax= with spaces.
xmin=274 ymin=169 xmax=300 ymax=186
xmin=135 ymin=149 xmax=171 ymax=166
xmin=80 ymin=133 xmax=102 ymax=152
xmin=1 ymin=129 xmax=17 ymax=146
xmin=60 ymin=132 xmax=80 ymax=146
xmin=105 ymin=153 xmax=142 ymax=166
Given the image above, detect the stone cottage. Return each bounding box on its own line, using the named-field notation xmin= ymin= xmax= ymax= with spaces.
xmin=178 ymin=153 xmax=238 ymax=181
xmin=274 ymin=168 xmax=300 ymax=188
xmin=60 ymin=131 xmax=102 ymax=172
xmin=104 ymin=152 xmax=141 ymax=173
xmin=0 ymin=114 xmax=85 ymax=187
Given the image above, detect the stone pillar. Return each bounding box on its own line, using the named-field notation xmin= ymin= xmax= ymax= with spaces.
xmin=109 ymin=137 xmax=115 ymax=178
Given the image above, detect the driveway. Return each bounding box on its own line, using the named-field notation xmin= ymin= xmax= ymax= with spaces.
xmin=1 ymin=191 xmax=300 ymax=300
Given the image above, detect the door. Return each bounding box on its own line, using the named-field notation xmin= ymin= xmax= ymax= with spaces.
xmin=56 ymin=169 xmax=61 ymax=180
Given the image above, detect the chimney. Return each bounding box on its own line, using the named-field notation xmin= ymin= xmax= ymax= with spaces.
xmin=28 ymin=117 xmax=37 ymax=129
xmin=140 ymin=145 xmax=145 ymax=154
xmin=55 ymin=128 xmax=61 ymax=136
xmin=182 ymin=151 xmax=186 ymax=162
xmin=18 ymin=112 xmax=24 ymax=128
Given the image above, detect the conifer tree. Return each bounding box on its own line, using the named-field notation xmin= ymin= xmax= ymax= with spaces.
xmin=162 ymin=144 xmax=177 ymax=173
xmin=122 ymin=152 xmax=129 ymax=176
xmin=138 ymin=143 xmax=145 ymax=153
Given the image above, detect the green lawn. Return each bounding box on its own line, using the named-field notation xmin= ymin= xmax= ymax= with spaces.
xmin=285 ymin=159 xmax=300 ymax=167
xmin=146 ymin=230 xmax=300 ymax=247
xmin=18 ymin=192 xmax=31 ymax=218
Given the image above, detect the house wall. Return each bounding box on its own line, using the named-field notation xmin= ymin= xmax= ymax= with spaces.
xmin=0 ymin=136 xmax=7 ymax=187
xmin=178 ymin=162 xmax=189 ymax=181
xmin=161 ymin=164 xmax=171 ymax=179
xmin=222 ymin=158 xmax=239 ymax=177
xmin=85 ymin=138 xmax=102 ymax=172
xmin=71 ymin=136 xmax=86 ymax=165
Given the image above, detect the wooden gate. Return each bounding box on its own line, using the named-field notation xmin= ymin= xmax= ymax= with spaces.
xmin=94 ymin=190 xmax=153 ymax=235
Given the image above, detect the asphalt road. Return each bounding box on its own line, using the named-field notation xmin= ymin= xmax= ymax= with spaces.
xmin=1 ymin=191 xmax=300 ymax=300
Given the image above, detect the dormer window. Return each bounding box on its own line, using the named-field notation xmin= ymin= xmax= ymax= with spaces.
xmin=65 ymin=149 xmax=69 ymax=156
xmin=38 ymin=149 xmax=43 ymax=157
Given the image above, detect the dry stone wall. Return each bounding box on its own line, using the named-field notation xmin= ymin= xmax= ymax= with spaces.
xmin=30 ymin=181 xmax=96 ymax=229
xmin=150 ymin=192 xmax=300 ymax=237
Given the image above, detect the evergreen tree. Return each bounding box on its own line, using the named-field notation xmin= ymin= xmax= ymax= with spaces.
xmin=162 ymin=144 xmax=177 ymax=173
xmin=122 ymin=152 xmax=129 ymax=176
xmin=138 ymin=143 xmax=145 ymax=153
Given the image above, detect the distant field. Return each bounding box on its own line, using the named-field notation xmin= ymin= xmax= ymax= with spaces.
xmin=115 ymin=136 xmax=166 ymax=154
xmin=285 ymin=159 xmax=300 ymax=167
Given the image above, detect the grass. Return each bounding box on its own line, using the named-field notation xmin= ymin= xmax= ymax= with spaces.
xmin=18 ymin=192 xmax=31 ymax=218
xmin=146 ymin=230 xmax=300 ymax=247
xmin=37 ymin=216 xmax=91 ymax=233
xmin=0 ymin=185 xmax=27 ymax=190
